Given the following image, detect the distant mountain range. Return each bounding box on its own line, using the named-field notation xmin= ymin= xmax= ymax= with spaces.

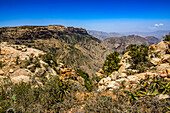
xmin=122 ymin=30 xmax=170 ymax=39
xmin=87 ymin=30 xmax=124 ymax=40
xmin=102 ymin=35 xmax=160 ymax=53
xmin=88 ymin=30 xmax=170 ymax=40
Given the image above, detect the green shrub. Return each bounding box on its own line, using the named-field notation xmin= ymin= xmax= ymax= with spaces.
xmin=126 ymin=44 xmax=153 ymax=72
xmin=76 ymin=69 xmax=94 ymax=92
xmin=0 ymin=61 xmax=3 ymax=68
xmin=41 ymin=53 xmax=58 ymax=67
xmin=102 ymin=51 xmax=121 ymax=75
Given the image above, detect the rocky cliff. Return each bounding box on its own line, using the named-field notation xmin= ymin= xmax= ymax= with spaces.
xmin=0 ymin=25 xmax=107 ymax=76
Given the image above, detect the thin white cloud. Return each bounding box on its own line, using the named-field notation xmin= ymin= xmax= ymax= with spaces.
xmin=154 ymin=23 xmax=164 ymax=27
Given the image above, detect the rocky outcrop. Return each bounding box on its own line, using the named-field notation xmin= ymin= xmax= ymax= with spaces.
xmin=98 ymin=40 xmax=170 ymax=92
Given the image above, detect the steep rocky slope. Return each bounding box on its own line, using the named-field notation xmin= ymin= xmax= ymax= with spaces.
xmin=0 ymin=25 xmax=107 ymax=76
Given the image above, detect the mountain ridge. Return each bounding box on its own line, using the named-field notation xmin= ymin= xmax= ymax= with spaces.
xmin=0 ymin=25 xmax=161 ymax=75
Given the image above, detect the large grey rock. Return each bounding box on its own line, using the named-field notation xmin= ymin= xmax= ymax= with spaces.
xmin=99 ymin=77 xmax=111 ymax=85
xmin=115 ymin=78 xmax=130 ymax=87
xmin=105 ymin=81 xmax=120 ymax=89
xmin=11 ymin=75 xmax=30 ymax=83
xmin=127 ymin=75 xmax=139 ymax=83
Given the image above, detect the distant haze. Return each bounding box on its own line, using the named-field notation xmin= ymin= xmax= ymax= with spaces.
xmin=88 ymin=30 xmax=170 ymax=40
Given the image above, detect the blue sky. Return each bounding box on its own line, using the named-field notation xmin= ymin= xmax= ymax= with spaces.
xmin=0 ymin=0 xmax=170 ymax=32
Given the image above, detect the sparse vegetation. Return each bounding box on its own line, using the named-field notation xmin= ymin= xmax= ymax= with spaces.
xmin=0 ymin=76 xmax=80 ymax=112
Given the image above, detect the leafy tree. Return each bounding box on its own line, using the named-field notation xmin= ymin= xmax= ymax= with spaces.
xmin=102 ymin=51 xmax=121 ymax=75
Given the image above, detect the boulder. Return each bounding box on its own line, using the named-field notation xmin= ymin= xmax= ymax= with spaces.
xmin=10 ymin=75 xmax=30 ymax=83
xmin=0 ymin=69 xmax=4 ymax=75
xmin=151 ymin=58 xmax=161 ymax=65
xmin=58 ymin=63 xmax=64 ymax=68
xmin=21 ymin=48 xmax=27 ymax=52
xmin=131 ymin=69 xmax=139 ymax=73
xmin=119 ymin=73 xmax=127 ymax=78
xmin=127 ymin=75 xmax=139 ymax=83
xmin=105 ymin=81 xmax=120 ymax=89
xmin=115 ymin=78 xmax=130 ymax=87
xmin=40 ymin=60 xmax=48 ymax=66
xmin=157 ymin=42 xmax=168 ymax=50
xmin=9 ymin=69 xmax=14 ymax=73
xmin=99 ymin=77 xmax=111 ymax=85
xmin=98 ymin=85 xmax=106 ymax=92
